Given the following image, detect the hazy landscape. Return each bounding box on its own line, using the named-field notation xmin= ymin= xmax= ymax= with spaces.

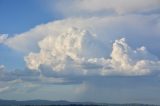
xmin=0 ymin=99 xmax=158 ymax=106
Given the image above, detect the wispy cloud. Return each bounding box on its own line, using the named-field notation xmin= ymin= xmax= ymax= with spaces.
xmin=0 ymin=34 xmax=8 ymax=44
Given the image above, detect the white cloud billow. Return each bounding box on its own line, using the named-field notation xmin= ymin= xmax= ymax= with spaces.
xmin=25 ymin=28 xmax=105 ymax=75
xmin=101 ymin=38 xmax=160 ymax=76
xmin=1 ymin=10 xmax=159 ymax=87
xmin=24 ymin=28 xmax=160 ymax=76
xmin=0 ymin=0 xmax=159 ymax=94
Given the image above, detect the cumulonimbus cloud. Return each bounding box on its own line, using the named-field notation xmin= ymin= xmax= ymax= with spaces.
xmin=24 ymin=27 xmax=160 ymax=76
xmin=0 ymin=0 xmax=160 ymax=94
xmin=1 ymin=14 xmax=159 ymax=79
xmin=1 ymin=26 xmax=160 ymax=92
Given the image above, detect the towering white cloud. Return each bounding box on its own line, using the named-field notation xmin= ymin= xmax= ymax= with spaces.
xmin=24 ymin=27 xmax=105 ymax=75
xmin=0 ymin=0 xmax=160 ymax=95
xmin=24 ymin=27 xmax=160 ymax=76
xmin=101 ymin=38 xmax=160 ymax=76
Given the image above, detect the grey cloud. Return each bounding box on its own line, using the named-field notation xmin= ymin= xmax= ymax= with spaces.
xmin=55 ymin=0 xmax=160 ymax=17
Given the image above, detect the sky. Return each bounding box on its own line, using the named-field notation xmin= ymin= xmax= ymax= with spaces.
xmin=0 ymin=0 xmax=160 ymax=104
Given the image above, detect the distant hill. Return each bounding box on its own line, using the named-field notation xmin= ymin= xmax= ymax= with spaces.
xmin=0 ymin=99 xmax=158 ymax=106
xmin=0 ymin=99 xmax=95 ymax=106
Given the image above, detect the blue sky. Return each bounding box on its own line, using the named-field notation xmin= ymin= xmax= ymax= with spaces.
xmin=0 ymin=0 xmax=61 ymax=34
xmin=0 ymin=0 xmax=160 ymax=104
